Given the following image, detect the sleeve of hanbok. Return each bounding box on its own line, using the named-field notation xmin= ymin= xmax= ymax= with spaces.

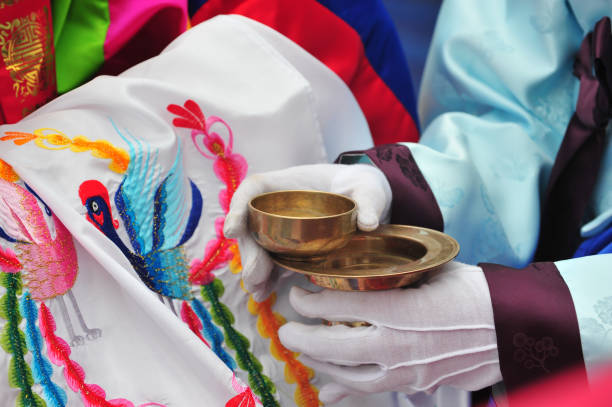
xmin=340 ymin=0 xmax=612 ymax=267
xmin=478 ymin=253 xmax=612 ymax=394
xmin=554 ymin=254 xmax=612 ymax=378
xmin=338 ymin=0 xmax=612 ymax=394
xmin=398 ymin=0 xmax=587 ymax=267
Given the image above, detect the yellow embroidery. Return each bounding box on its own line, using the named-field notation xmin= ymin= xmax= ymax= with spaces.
xmin=0 ymin=7 xmax=53 ymax=98
xmin=0 ymin=159 xmax=18 ymax=181
xmin=1 ymin=128 xmax=130 ymax=174
xmin=228 ymin=242 xmax=242 ymax=274
xmin=249 ymin=294 xmax=321 ymax=407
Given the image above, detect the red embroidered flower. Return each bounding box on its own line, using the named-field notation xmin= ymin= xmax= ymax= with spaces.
xmin=227 ymin=374 xmax=261 ymax=407
xmin=0 ymin=245 xmax=21 ymax=273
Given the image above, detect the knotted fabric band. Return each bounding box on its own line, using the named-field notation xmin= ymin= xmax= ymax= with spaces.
xmin=535 ymin=17 xmax=612 ymax=261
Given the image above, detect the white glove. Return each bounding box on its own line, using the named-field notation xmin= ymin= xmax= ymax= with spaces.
xmin=278 ymin=262 xmax=502 ymax=404
xmin=224 ymin=164 xmax=392 ymax=300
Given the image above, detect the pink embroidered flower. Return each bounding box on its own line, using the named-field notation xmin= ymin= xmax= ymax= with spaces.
xmin=167 ymin=100 xmax=247 ymax=213
xmin=189 ymin=218 xmax=234 ymax=285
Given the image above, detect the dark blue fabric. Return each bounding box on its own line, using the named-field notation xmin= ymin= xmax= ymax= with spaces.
xmin=317 ymin=0 xmax=419 ymax=129
xmin=574 ymin=223 xmax=612 ymax=257
xmin=188 ymin=0 xmax=207 ymax=17
xmin=382 ymin=0 xmax=441 ymax=92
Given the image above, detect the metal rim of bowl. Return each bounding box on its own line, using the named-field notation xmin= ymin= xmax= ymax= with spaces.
xmin=248 ymin=190 xmax=357 ymax=220
xmin=271 ymin=224 xmax=460 ymax=279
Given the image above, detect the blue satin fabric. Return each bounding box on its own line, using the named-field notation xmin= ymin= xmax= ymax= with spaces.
xmin=575 ymin=224 xmax=612 ymax=256
xmin=316 ymin=0 xmax=419 ymax=127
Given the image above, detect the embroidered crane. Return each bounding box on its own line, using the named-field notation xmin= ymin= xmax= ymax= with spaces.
xmin=78 ymin=122 xmax=202 ymax=310
xmin=0 ymin=179 xmax=101 ymax=346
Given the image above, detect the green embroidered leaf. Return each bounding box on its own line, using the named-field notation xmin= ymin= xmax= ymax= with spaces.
xmin=234 ymin=345 xmax=252 ymax=369
xmin=3 ymin=272 xmax=23 ymax=294
xmin=235 ymin=330 xmax=251 ymax=351
xmin=17 ymin=390 xmax=46 ymax=407
xmin=0 ymin=292 xmax=21 ymax=324
xmin=14 ymin=277 xmax=23 ymax=297
xmin=257 ymin=373 xmax=276 ymax=396
xmin=8 ymin=354 xmax=34 ymax=388
xmin=0 ymin=293 xmax=8 ymax=320
xmin=200 ymin=280 xmax=225 ymax=302
xmin=247 ymin=371 xmax=278 ymax=406
xmin=263 ymin=374 xmax=276 ymax=395
xmin=211 ymin=278 xmax=225 ymax=297
xmin=1 ymin=325 xmax=27 ymax=356
xmin=0 ymin=272 xmax=8 ymax=287
xmin=236 ymin=352 xmax=263 ymax=378
xmin=34 ymin=392 xmax=47 ymax=407
xmin=249 ymin=352 xmax=263 ymax=373
xmin=1 ymin=325 xmax=13 ymax=353
xmin=210 ymin=301 xmax=235 ymax=326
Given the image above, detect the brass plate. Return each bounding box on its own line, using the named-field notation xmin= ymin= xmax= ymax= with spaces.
xmin=271 ymin=224 xmax=459 ymax=291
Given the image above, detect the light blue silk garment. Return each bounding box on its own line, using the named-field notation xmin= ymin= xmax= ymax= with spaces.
xmin=406 ymin=0 xmax=612 ymax=378
xmin=556 ymin=253 xmax=612 ymax=381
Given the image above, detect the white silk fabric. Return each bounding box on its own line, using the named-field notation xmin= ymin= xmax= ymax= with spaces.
xmin=0 ymin=14 xmax=456 ymax=407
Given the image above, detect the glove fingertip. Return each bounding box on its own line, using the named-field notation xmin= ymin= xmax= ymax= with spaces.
xmin=319 ymin=383 xmax=350 ymax=404
xmin=288 ymin=286 xmax=317 ymax=316
xmin=356 ymin=211 xmax=379 ymax=232
xmin=251 ymin=278 xmax=277 ymax=303
xmin=278 ymin=322 xmax=305 ymax=351
xmin=223 ymin=217 xmax=244 ymax=238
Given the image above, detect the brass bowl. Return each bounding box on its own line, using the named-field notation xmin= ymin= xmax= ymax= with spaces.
xmin=248 ymin=190 xmax=357 ymax=259
xmin=272 ymin=224 xmax=459 ymax=291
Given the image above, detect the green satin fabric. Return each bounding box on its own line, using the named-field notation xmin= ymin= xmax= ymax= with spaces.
xmin=52 ymin=0 xmax=110 ymax=93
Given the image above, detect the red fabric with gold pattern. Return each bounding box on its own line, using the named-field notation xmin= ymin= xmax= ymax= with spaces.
xmin=0 ymin=0 xmax=56 ymax=124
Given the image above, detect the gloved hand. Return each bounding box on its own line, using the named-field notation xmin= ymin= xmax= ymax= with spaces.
xmin=224 ymin=164 xmax=392 ymax=300
xmin=278 ymin=261 xmax=502 ymax=404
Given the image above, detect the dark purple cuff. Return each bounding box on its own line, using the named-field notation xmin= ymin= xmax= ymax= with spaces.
xmin=336 ymin=144 xmax=443 ymax=230
xmin=480 ymin=262 xmax=587 ymax=394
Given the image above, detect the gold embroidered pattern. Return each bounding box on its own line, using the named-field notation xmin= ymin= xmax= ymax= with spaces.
xmin=0 ymin=7 xmax=53 ymax=98
xmin=0 ymin=1 xmax=21 ymax=10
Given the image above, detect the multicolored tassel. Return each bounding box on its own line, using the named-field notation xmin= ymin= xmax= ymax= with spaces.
xmin=190 ymin=298 xmax=236 ymax=370
xmin=0 ymin=272 xmax=46 ymax=407
xmin=249 ymin=296 xmax=320 ymax=407
xmin=38 ymin=302 xmax=164 ymax=407
xmin=201 ymin=281 xmax=278 ymax=407
xmin=20 ymin=292 xmax=67 ymax=407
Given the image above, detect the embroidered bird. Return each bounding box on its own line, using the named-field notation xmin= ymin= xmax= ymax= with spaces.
xmin=78 ymin=122 xmax=202 ymax=310
xmin=0 ymin=179 xmax=101 ymax=346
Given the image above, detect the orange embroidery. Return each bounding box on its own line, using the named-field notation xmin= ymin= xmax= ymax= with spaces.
xmin=0 ymin=159 xmax=18 ymax=181
xmin=249 ymin=295 xmax=320 ymax=407
xmin=2 ymin=131 xmax=35 ymax=145
xmin=1 ymin=128 xmax=129 ymax=173
xmin=169 ymin=99 xmax=321 ymax=405
xmin=228 ymin=242 xmax=242 ymax=275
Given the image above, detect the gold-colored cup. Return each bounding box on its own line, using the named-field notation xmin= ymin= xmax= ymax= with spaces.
xmin=248 ymin=190 xmax=357 ymax=260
